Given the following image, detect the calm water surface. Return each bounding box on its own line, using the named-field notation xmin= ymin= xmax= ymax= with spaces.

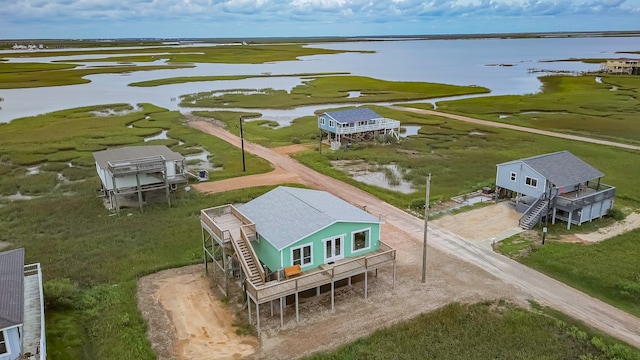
xmin=0 ymin=37 xmax=638 ymax=123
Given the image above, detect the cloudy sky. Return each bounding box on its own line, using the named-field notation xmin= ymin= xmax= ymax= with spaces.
xmin=2 ymin=0 xmax=639 ymax=39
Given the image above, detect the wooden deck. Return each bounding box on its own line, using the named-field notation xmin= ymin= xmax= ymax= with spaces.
xmin=246 ymin=241 xmax=396 ymax=305
xmin=23 ymin=264 xmax=45 ymax=360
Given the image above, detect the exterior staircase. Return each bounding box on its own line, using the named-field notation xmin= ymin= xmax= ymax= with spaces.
xmin=519 ymin=198 xmax=550 ymax=230
xmin=230 ymin=227 xmax=265 ymax=285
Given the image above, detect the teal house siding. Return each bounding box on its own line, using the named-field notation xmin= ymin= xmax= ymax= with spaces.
xmin=251 ymin=236 xmax=281 ymax=272
xmin=238 ymin=187 xmax=383 ymax=273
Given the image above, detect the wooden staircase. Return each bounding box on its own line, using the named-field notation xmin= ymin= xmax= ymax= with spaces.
xmin=230 ymin=226 xmax=265 ymax=285
xmin=519 ymin=198 xmax=549 ymax=230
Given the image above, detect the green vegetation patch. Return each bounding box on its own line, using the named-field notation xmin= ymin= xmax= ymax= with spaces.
xmin=0 ymin=103 xmax=271 ymax=196
xmin=0 ymin=64 xmax=193 ymax=89
xmin=305 ymin=301 xmax=640 ymax=360
xmin=129 ymin=72 xmax=349 ymax=87
xmin=180 ymin=76 xmax=490 ymax=109
xmin=501 ymin=228 xmax=640 ymax=318
xmin=433 ymin=74 xmax=640 ymax=144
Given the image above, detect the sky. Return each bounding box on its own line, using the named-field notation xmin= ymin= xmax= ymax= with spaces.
xmin=1 ymin=0 xmax=639 ymax=40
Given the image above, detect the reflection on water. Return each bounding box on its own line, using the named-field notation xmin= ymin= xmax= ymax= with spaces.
xmin=144 ymin=130 xmax=169 ymax=142
xmin=332 ymin=160 xmax=415 ymax=194
xmin=400 ymin=125 xmax=421 ymax=138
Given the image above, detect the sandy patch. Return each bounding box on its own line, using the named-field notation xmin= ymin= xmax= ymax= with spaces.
xmin=138 ymin=265 xmax=259 ymax=360
xmin=432 ymin=202 xmax=523 ymax=248
xmin=575 ymin=212 xmax=640 ymax=242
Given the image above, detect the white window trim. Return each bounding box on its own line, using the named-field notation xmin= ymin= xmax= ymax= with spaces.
xmin=320 ymin=118 xmax=326 ymax=125
xmin=322 ymin=235 xmax=345 ymax=263
xmin=290 ymin=244 xmax=313 ymax=268
xmin=525 ymin=176 xmax=538 ymax=188
xmin=510 ymin=172 xmax=517 ymax=182
xmin=0 ymin=330 xmax=11 ymax=356
xmin=351 ymin=227 xmax=372 ymax=253
xmin=329 ymin=120 xmax=335 ymax=127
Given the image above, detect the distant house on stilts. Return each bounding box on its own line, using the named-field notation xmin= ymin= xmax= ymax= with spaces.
xmin=317 ymin=108 xmax=401 ymax=149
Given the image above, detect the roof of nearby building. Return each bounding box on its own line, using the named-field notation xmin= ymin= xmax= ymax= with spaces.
xmin=93 ymin=145 xmax=183 ymax=169
xmin=498 ymin=150 xmax=604 ymax=188
xmin=322 ymin=108 xmax=383 ymax=124
xmin=0 ymin=248 xmax=25 ymax=330
xmin=238 ymin=186 xmax=382 ymax=251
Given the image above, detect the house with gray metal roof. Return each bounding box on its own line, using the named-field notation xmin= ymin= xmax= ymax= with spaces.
xmin=317 ymin=108 xmax=400 ymax=149
xmin=0 ymin=249 xmax=46 ymax=360
xmin=496 ymin=151 xmax=615 ymax=229
xmin=93 ymin=145 xmax=188 ymax=212
xmin=199 ymin=186 xmax=396 ymax=335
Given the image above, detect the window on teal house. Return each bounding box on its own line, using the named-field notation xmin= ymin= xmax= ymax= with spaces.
xmin=292 ymin=244 xmax=312 ymax=266
xmin=0 ymin=331 xmax=8 ymax=355
xmin=352 ymin=228 xmax=371 ymax=252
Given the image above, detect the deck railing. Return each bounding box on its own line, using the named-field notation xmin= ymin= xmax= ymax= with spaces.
xmin=555 ymin=185 xmax=615 ymax=210
xmin=245 ymin=241 xmax=396 ymax=304
xmin=333 ymin=119 xmax=400 ymax=135
xmin=201 ymin=206 xmax=232 ymax=243
xmin=24 ymin=263 xmax=46 ymax=360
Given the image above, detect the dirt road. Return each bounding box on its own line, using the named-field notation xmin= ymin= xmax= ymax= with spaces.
xmin=187 ymin=119 xmax=640 ymax=349
xmin=390 ymin=106 xmax=640 ymax=151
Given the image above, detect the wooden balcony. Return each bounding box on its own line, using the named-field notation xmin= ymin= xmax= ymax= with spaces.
xmin=332 ymin=118 xmax=401 ymax=135
xmin=246 ymin=241 xmax=396 ymax=305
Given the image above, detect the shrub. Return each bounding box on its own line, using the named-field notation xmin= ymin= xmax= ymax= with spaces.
xmin=606 ymin=207 xmax=625 ymax=221
xmin=44 ymin=278 xmax=80 ymax=310
xmin=291 ymin=136 xmax=300 ymax=144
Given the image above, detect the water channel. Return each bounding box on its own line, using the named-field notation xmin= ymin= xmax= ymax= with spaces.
xmin=1 ymin=36 xmax=639 ymax=123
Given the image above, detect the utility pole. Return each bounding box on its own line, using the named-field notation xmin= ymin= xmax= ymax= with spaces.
xmin=239 ymin=116 xmax=246 ymax=172
xmin=422 ymin=173 xmax=431 ymax=283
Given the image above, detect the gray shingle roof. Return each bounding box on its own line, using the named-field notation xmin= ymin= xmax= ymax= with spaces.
xmin=93 ymin=145 xmax=183 ymax=170
xmin=0 ymin=248 xmax=25 ymax=330
xmin=323 ymin=108 xmax=383 ymax=124
xmin=500 ymin=151 xmax=604 ymax=188
xmin=238 ymin=187 xmax=382 ymax=251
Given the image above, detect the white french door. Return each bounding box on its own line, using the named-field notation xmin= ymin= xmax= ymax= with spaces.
xmin=324 ymin=236 xmax=344 ymax=263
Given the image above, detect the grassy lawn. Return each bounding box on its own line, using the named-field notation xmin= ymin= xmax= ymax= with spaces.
xmin=430 ymin=74 xmax=640 ymax=145
xmin=305 ymin=301 xmax=640 ymax=360
xmin=498 ymin=227 xmax=640 ymax=319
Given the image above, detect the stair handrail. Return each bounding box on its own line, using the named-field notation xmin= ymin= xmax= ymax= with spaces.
xmin=230 ymin=226 xmax=265 ymax=285
xmin=518 ymin=196 xmax=544 ymax=228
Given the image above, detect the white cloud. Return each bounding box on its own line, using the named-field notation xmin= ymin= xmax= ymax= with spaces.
xmin=0 ymin=0 xmax=639 ymax=38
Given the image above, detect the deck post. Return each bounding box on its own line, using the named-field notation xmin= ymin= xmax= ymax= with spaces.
xmin=567 ymin=211 xmax=573 ymax=230
xmin=552 ymin=207 xmax=557 ymax=224
xmin=164 ymin=171 xmax=171 ymax=208
xmin=295 ymin=292 xmax=299 ymax=323
xmin=364 ymin=271 xmax=368 ymax=299
xmin=256 ymin=301 xmax=260 ymax=336
xmin=347 ymin=277 xmax=351 ymax=286
xmin=112 ymin=176 xmax=119 ymax=213
xmin=316 ymin=286 xmax=320 ymax=296
xmin=280 ymin=298 xmax=284 ymax=327
xmin=136 ymin=173 xmax=144 ymax=211
xmin=247 ymin=293 xmax=252 ymax=325
xmin=331 ymin=281 xmax=335 ymax=311
xmin=270 ymin=300 xmax=273 ymax=317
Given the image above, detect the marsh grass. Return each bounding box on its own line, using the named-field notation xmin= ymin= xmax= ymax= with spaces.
xmin=305 ymin=301 xmax=640 ymax=360
xmin=0 ymin=103 xmax=271 ymax=196
xmin=181 ymin=76 xmax=489 ymax=109
xmin=434 ymin=74 xmax=640 ymax=144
